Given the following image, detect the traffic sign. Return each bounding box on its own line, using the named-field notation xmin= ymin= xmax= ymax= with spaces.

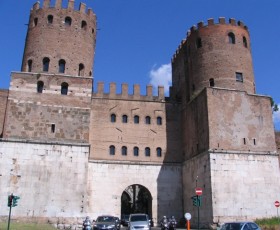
xmin=184 ymin=213 xmax=191 ymax=220
xmin=195 ymin=187 xmax=203 ymax=196
xmin=275 ymin=201 xmax=280 ymax=207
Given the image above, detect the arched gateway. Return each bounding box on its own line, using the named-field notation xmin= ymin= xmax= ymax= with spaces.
xmin=121 ymin=184 xmax=152 ymax=218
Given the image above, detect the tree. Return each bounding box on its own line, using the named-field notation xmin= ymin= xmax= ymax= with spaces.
xmin=270 ymin=98 xmax=279 ymax=112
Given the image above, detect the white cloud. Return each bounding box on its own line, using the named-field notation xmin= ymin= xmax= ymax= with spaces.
xmin=148 ymin=63 xmax=171 ymax=95
xmin=273 ymin=103 xmax=280 ymax=130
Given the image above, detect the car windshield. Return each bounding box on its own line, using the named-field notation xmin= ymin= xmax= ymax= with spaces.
xmin=97 ymin=216 xmax=115 ymax=222
xmin=221 ymin=223 xmax=245 ymax=230
xmin=130 ymin=215 xmax=147 ymax=222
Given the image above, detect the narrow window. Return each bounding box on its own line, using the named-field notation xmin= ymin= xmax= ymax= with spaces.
xmin=61 ymin=82 xmax=68 ymax=95
xmin=157 ymin=116 xmax=162 ymax=125
xmin=81 ymin=20 xmax=87 ymax=30
xmin=156 ymin=147 xmax=162 ymax=157
xmin=109 ymin=145 xmax=115 ymax=155
xmin=92 ymin=28 xmax=95 ymax=34
xmin=37 ymin=81 xmax=44 ymax=93
xmin=34 ymin=18 xmax=38 ymax=27
xmin=243 ymin=36 xmax=247 ymax=48
xmin=209 ymin=78 xmax=215 ymax=87
xmin=145 ymin=147 xmax=150 ymax=157
xmin=145 ymin=116 xmax=151 ymax=124
xmin=122 ymin=146 xmax=127 ymax=156
xmin=27 ymin=59 xmax=33 ymax=72
xmin=43 ymin=57 xmax=50 ymax=72
xmin=133 ymin=147 xmax=139 ymax=156
xmin=196 ymin=37 xmax=202 ymax=48
xmin=65 ymin=17 xmax=72 ymax=26
xmin=122 ymin=115 xmax=128 ymax=123
xmin=253 ymin=139 xmax=256 ymax=145
xmin=243 ymin=138 xmax=246 ymax=145
xmin=111 ymin=114 xmax=116 ymax=123
xmin=51 ymin=124 xmax=55 ymax=133
xmin=134 ymin=115 xmax=139 ymax=124
xmin=59 ymin=59 xmax=66 ymax=73
xmin=192 ymin=84 xmax=195 ymax=91
xmin=78 ymin=63 xmax=85 ymax=76
xmin=236 ymin=72 xmax=243 ymax=82
xmin=47 ymin=15 xmax=53 ymax=24
xmin=228 ymin=32 xmax=235 ymax=44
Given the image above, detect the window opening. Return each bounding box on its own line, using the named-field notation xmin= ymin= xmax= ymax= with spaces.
xmin=65 ymin=17 xmax=72 ymax=26
xmin=228 ymin=32 xmax=235 ymax=44
xmin=145 ymin=147 xmax=150 ymax=157
xmin=253 ymin=139 xmax=256 ymax=145
xmin=81 ymin=20 xmax=87 ymax=30
xmin=59 ymin=59 xmax=66 ymax=73
xmin=236 ymin=72 xmax=243 ymax=82
xmin=34 ymin=18 xmax=38 ymax=26
xmin=157 ymin=116 xmax=162 ymax=125
xmin=61 ymin=82 xmax=68 ymax=95
xmin=111 ymin=114 xmax=116 ymax=123
xmin=134 ymin=115 xmax=139 ymax=124
xmin=145 ymin=116 xmax=151 ymax=124
xmin=196 ymin=37 xmax=202 ymax=48
xmin=156 ymin=147 xmax=162 ymax=157
xmin=192 ymin=84 xmax=195 ymax=91
xmin=27 ymin=59 xmax=32 ymax=72
xmin=243 ymin=138 xmax=246 ymax=145
xmin=37 ymin=81 xmax=44 ymax=93
xmin=122 ymin=146 xmax=127 ymax=156
xmin=47 ymin=15 xmax=53 ymax=24
xmin=133 ymin=147 xmax=139 ymax=156
xmin=78 ymin=63 xmax=85 ymax=76
xmin=243 ymin=36 xmax=247 ymax=48
xmin=122 ymin=115 xmax=128 ymax=123
xmin=209 ymin=78 xmax=215 ymax=87
xmin=43 ymin=57 xmax=50 ymax=72
xmin=109 ymin=145 xmax=115 ymax=155
xmin=51 ymin=124 xmax=55 ymax=133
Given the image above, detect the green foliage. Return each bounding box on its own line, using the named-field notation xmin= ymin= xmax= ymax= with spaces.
xmin=270 ymin=98 xmax=279 ymax=112
xmin=0 ymin=222 xmax=56 ymax=230
xmin=255 ymin=217 xmax=280 ymax=229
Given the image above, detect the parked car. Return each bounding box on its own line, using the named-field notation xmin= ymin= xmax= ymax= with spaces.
xmin=220 ymin=222 xmax=261 ymax=230
xmin=93 ymin=215 xmax=118 ymax=230
xmin=128 ymin=214 xmax=151 ymax=230
xmin=121 ymin=214 xmax=130 ymax=226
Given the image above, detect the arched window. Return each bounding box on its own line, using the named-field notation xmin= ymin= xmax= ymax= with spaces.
xmin=156 ymin=147 xmax=162 ymax=157
xmin=243 ymin=36 xmax=247 ymax=48
xmin=109 ymin=145 xmax=115 ymax=155
xmin=59 ymin=59 xmax=66 ymax=73
xmin=122 ymin=146 xmax=127 ymax=156
xmin=122 ymin=115 xmax=128 ymax=123
xmin=43 ymin=57 xmax=50 ymax=72
xmin=134 ymin=115 xmax=139 ymax=124
xmin=111 ymin=114 xmax=116 ymax=123
xmin=27 ymin=59 xmax=32 ymax=72
xmin=78 ymin=63 xmax=85 ymax=76
xmin=61 ymin=82 xmax=68 ymax=95
xmin=34 ymin=18 xmax=38 ymax=27
xmin=228 ymin=32 xmax=235 ymax=44
xmin=145 ymin=147 xmax=150 ymax=157
xmin=133 ymin=147 xmax=139 ymax=156
xmin=92 ymin=28 xmax=95 ymax=34
xmin=209 ymin=78 xmax=215 ymax=87
xmin=37 ymin=81 xmax=44 ymax=93
xmin=157 ymin=116 xmax=162 ymax=125
xmin=81 ymin=20 xmax=87 ymax=30
xmin=145 ymin=116 xmax=151 ymax=124
xmin=47 ymin=15 xmax=53 ymax=24
xmin=65 ymin=17 xmax=72 ymax=26
xmin=196 ymin=37 xmax=202 ymax=48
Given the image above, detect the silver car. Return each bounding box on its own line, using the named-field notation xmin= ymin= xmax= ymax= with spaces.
xmin=128 ymin=214 xmax=151 ymax=230
xmin=220 ymin=222 xmax=261 ymax=230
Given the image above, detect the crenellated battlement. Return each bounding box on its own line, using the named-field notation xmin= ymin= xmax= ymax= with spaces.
xmin=92 ymin=82 xmax=166 ymax=101
xmin=33 ymin=0 xmax=94 ymax=17
xmin=172 ymin=17 xmax=248 ymax=62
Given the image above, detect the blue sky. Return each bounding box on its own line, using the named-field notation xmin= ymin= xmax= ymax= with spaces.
xmin=0 ymin=0 xmax=279 ymax=130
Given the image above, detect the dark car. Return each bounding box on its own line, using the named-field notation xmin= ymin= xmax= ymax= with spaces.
xmin=220 ymin=222 xmax=261 ymax=230
xmin=93 ymin=215 xmax=118 ymax=230
xmin=121 ymin=214 xmax=130 ymax=226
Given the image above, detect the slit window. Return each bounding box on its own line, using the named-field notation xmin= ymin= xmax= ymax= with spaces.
xmin=65 ymin=17 xmax=72 ymax=26
xmin=51 ymin=124 xmax=55 ymax=133
xmin=43 ymin=57 xmax=50 ymax=72
xmin=243 ymin=138 xmax=246 ymax=145
xmin=27 ymin=59 xmax=33 ymax=72
xmin=109 ymin=145 xmax=115 ymax=155
xmin=47 ymin=15 xmax=53 ymax=24
xmin=196 ymin=37 xmax=202 ymax=48
xmin=37 ymin=81 xmax=44 ymax=93
xmin=122 ymin=146 xmax=127 ymax=156
xmin=111 ymin=114 xmax=116 ymax=123
xmin=59 ymin=59 xmax=66 ymax=73
xmin=145 ymin=147 xmax=150 ymax=157
xmin=156 ymin=147 xmax=162 ymax=157
xmin=34 ymin=18 xmax=38 ymax=27
xmin=61 ymin=82 xmax=68 ymax=95
xmin=134 ymin=115 xmax=139 ymax=124
xmin=122 ymin=115 xmax=128 ymax=123
xmin=78 ymin=63 xmax=85 ymax=76
xmin=243 ymin=36 xmax=248 ymax=48
xmin=133 ymin=147 xmax=139 ymax=156
xmin=228 ymin=32 xmax=235 ymax=44
xmin=253 ymin=139 xmax=256 ymax=145
xmin=209 ymin=78 xmax=215 ymax=87
xmin=145 ymin=116 xmax=151 ymax=124
xmin=81 ymin=20 xmax=87 ymax=30
xmin=157 ymin=116 xmax=162 ymax=125
xmin=236 ymin=72 xmax=243 ymax=82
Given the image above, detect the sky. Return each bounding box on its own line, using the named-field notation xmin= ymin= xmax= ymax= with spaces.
xmin=0 ymin=0 xmax=279 ymax=130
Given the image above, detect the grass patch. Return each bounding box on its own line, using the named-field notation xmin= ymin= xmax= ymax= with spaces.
xmin=0 ymin=222 xmax=56 ymax=230
xmin=255 ymin=217 xmax=280 ymax=230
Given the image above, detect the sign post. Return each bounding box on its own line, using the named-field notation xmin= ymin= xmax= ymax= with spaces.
xmin=184 ymin=213 xmax=191 ymax=230
xmin=195 ymin=188 xmax=203 ymax=230
xmin=275 ymin=201 xmax=280 ymax=223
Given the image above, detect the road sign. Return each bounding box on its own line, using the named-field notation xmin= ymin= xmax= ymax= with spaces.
xmin=195 ymin=187 xmax=203 ymax=196
xmin=184 ymin=213 xmax=191 ymax=220
xmin=275 ymin=201 xmax=280 ymax=207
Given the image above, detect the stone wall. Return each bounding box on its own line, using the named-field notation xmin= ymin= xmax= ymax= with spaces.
xmin=0 ymin=89 xmax=8 ymax=136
